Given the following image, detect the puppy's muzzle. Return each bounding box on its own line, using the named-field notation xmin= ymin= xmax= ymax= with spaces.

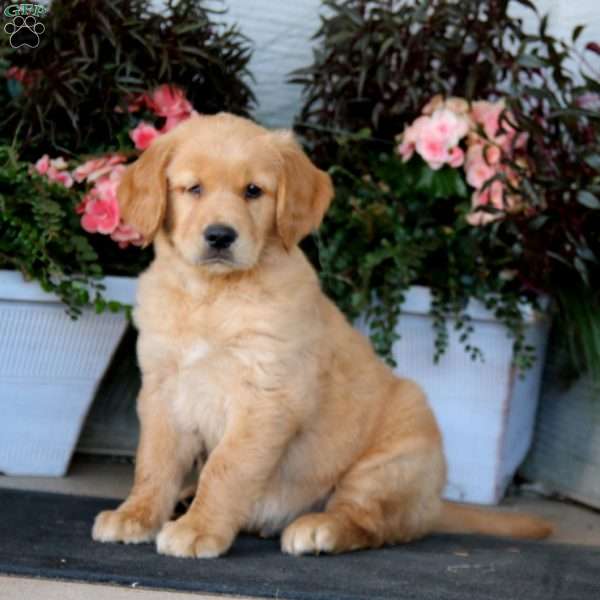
xmin=204 ymin=224 xmax=238 ymax=250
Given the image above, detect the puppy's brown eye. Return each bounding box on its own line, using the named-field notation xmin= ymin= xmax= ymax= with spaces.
xmin=244 ymin=183 xmax=262 ymax=200
xmin=187 ymin=184 xmax=203 ymax=196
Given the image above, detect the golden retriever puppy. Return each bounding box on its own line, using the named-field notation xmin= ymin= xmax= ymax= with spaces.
xmin=92 ymin=113 xmax=551 ymax=558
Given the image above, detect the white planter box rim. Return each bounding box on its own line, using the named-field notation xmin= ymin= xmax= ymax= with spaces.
xmin=397 ymin=285 xmax=548 ymax=324
xmin=0 ymin=269 xmax=137 ymax=306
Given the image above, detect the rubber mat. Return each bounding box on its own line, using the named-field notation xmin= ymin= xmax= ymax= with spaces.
xmin=0 ymin=488 xmax=598 ymax=600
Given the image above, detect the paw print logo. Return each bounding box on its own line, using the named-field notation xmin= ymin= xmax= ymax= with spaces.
xmin=4 ymin=15 xmax=45 ymax=49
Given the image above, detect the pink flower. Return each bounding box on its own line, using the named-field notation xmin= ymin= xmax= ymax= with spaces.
xmin=464 ymin=144 xmax=496 ymax=189
xmin=397 ymin=140 xmax=415 ymax=162
xmin=34 ymin=154 xmax=50 ymax=175
xmin=416 ymin=131 xmax=449 ymax=170
xmin=93 ymin=176 xmax=119 ymax=202
xmin=470 ymin=100 xmax=526 ymax=152
xmin=149 ymin=84 xmax=193 ymax=119
xmin=110 ymin=223 xmax=144 ymax=248
xmin=129 ymin=121 xmax=160 ymax=150
xmin=448 ymin=146 xmax=464 ymax=168
xmin=79 ymin=174 xmax=122 ymax=234
xmin=466 ymin=181 xmax=506 ymax=226
xmin=81 ymin=197 xmax=120 ymax=234
xmin=147 ymin=85 xmax=194 ymax=132
xmin=73 ymin=154 xmax=127 ymax=183
xmin=400 ymin=107 xmax=470 ymax=170
xmin=429 ymin=108 xmax=470 ymax=147
xmin=46 ymin=167 xmax=74 ymax=188
xmin=34 ymin=154 xmax=73 ymax=187
xmin=471 ymin=100 xmax=504 ymax=139
xmin=484 ymin=144 xmax=502 ymax=165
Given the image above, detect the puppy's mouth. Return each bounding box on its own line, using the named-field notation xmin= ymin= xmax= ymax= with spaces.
xmin=199 ymin=249 xmax=236 ymax=266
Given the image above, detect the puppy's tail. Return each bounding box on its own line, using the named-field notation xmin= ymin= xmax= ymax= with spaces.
xmin=433 ymin=501 xmax=553 ymax=540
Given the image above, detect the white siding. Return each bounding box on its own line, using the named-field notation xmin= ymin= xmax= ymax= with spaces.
xmin=215 ymin=0 xmax=324 ymax=128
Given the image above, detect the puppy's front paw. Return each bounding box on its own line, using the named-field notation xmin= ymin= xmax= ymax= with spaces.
xmin=92 ymin=509 xmax=158 ymax=544
xmin=156 ymin=519 xmax=231 ymax=559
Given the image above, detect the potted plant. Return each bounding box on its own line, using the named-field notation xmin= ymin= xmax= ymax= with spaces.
xmin=0 ymin=0 xmax=255 ymax=476
xmin=293 ymin=0 xmax=600 ymax=504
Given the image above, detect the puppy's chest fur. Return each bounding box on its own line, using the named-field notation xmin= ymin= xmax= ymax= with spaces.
xmin=136 ymin=274 xmax=308 ymax=451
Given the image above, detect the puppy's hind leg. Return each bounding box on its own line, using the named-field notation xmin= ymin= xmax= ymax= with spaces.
xmin=282 ymin=382 xmax=446 ymax=555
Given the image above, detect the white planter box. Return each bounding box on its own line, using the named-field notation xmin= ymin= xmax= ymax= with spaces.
xmin=0 ymin=270 xmax=137 ymax=476
xmin=358 ymin=286 xmax=550 ymax=505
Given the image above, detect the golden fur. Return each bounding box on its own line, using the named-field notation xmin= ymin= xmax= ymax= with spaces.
xmin=92 ymin=113 xmax=552 ymax=558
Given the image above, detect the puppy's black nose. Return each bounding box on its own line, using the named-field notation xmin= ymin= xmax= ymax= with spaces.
xmin=204 ymin=224 xmax=238 ymax=250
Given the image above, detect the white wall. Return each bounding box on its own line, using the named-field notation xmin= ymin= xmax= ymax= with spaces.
xmin=213 ymin=0 xmax=324 ymax=128
xmin=526 ymin=0 xmax=600 ymax=47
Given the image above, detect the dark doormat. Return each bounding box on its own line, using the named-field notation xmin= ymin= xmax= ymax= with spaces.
xmin=0 ymin=489 xmax=599 ymax=600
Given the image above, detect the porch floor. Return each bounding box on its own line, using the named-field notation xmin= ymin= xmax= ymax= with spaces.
xmin=1 ymin=455 xmax=599 ymax=599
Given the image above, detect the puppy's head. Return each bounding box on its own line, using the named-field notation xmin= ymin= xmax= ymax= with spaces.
xmin=117 ymin=113 xmax=333 ymax=273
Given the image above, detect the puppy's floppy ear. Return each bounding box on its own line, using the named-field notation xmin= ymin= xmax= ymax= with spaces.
xmin=271 ymin=131 xmax=334 ymax=250
xmin=117 ymin=134 xmax=174 ymax=246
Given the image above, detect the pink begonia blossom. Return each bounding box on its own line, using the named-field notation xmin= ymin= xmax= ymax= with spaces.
xmin=149 ymin=84 xmax=193 ymax=118
xmin=398 ymin=109 xmax=469 ymax=169
xmin=471 ymin=100 xmax=504 ymax=139
xmin=466 ymin=181 xmax=506 ymax=226
xmin=73 ymin=154 xmax=126 ymax=183
xmin=78 ymin=168 xmax=143 ymax=247
xmin=35 ymin=154 xmax=50 ymax=175
xmin=470 ymin=100 xmax=527 ymax=152
xmin=429 ymin=108 xmax=470 ymax=147
xmin=110 ymin=223 xmax=144 ymax=248
xmin=129 ymin=121 xmax=160 ymax=150
xmin=448 ymin=146 xmax=464 ymax=168
xmin=80 ymin=176 xmax=121 ymax=235
xmin=464 ymin=144 xmax=496 ymax=189
xmin=397 ymin=139 xmax=415 ymax=162
xmin=34 ymin=155 xmax=73 ymax=188
xmin=415 ymin=131 xmax=449 ymax=170
xmin=484 ymin=144 xmax=502 ymax=165
xmin=46 ymin=167 xmax=74 ymax=188
xmin=81 ymin=196 xmax=120 ymax=235
xmin=147 ymin=85 xmax=194 ymax=133
xmin=397 ymin=94 xmax=529 ymax=226
xmin=414 ymin=109 xmax=470 ymax=169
